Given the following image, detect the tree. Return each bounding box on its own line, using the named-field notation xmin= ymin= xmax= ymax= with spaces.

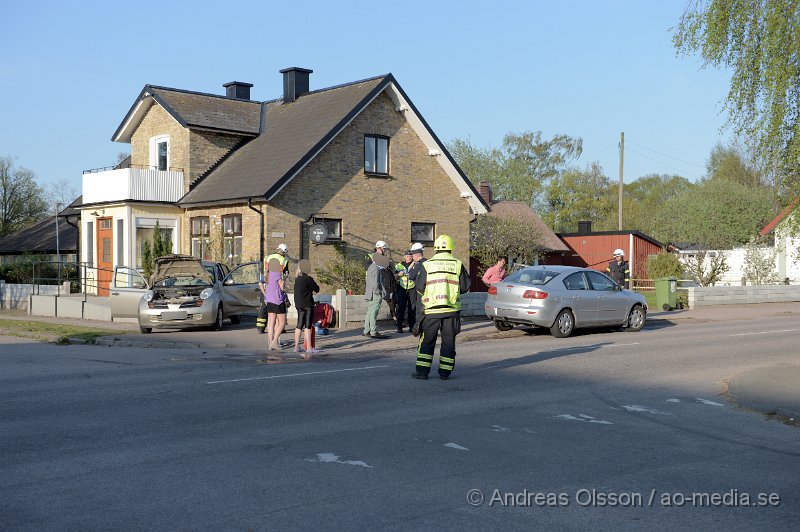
xmin=673 ymin=1 xmax=800 ymax=201
xmin=659 ymin=178 xmax=772 ymax=249
xmin=141 ymin=222 xmax=173 ymax=278
xmin=647 ymin=252 xmax=685 ymax=279
xmin=0 ymin=156 xmax=49 ymax=237
xmin=705 ymin=143 xmax=763 ymax=187
xmin=314 ymin=243 xmax=366 ymax=294
xmin=541 ymin=162 xmax=614 ymax=232
xmin=470 ymin=215 xmax=546 ymax=272
xmin=743 ymin=236 xmax=779 ymax=285
xmin=683 ymin=250 xmax=730 ymax=286
xmin=449 ymin=131 xmax=582 ymax=209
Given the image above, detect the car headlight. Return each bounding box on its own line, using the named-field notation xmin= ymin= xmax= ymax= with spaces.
xmin=200 ymin=288 xmax=213 ymax=300
xmin=143 ymin=290 xmax=154 ymax=302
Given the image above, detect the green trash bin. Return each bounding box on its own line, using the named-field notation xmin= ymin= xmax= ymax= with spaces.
xmin=654 ymin=277 xmax=678 ymax=311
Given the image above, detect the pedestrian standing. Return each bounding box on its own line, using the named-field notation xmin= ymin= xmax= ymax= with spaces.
xmin=257 ymin=244 xmax=289 ymax=334
xmin=606 ymin=248 xmax=630 ymax=289
xmin=481 ymin=257 xmax=507 ymax=286
xmin=411 ymin=235 xmax=469 ymax=380
xmin=363 ymin=252 xmax=389 ymax=339
xmin=394 ymin=250 xmax=415 ymax=333
xmin=406 ymin=242 xmax=426 ymax=329
xmin=263 ymin=258 xmax=288 ymax=350
xmin=293 ymin=260 xmax=320 ymax=355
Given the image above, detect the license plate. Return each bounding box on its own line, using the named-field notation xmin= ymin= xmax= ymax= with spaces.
xmin=161 ymin=311 xmax=188 ymax=321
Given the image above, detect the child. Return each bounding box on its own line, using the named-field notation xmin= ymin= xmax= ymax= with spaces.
xmin=293 ymin=260 xmax=320 ymax=355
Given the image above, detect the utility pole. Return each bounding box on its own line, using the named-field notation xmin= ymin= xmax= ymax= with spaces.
xmin=55 ymin=203 xmax=61 ymax=263
xmin=618 ymin=131 xmax=624 ymax=230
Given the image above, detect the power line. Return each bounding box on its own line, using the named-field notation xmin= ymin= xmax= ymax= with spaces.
xmin=626 ymin=139 xmax=706 ymax=169
xmin=625 ymin=146 xmax=702 ymax=180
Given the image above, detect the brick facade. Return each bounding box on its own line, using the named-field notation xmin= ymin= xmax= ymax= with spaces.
xmin=131 ymin=105 xmax=244 ymax=192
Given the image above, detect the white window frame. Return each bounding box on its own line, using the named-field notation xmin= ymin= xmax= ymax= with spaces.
xmin=149 ymin=135 xmax=170 ymax=171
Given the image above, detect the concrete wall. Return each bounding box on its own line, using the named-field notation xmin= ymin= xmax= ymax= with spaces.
xmin=686 ymin=285 xmax=800 ymax=308
xmin=0 ymin=281 xmax=71 ymax=312
xmin=339 ymin=291 xmax=488 ymax=328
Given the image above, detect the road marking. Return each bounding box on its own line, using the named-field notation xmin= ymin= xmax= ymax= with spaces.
xmin=730 ymin=329 xmax=796 ymax=337
xmin=444 ymin=442 xmax=470 ymax=451
xmin=605 ymin=343 xmax=640 ymax=347
xmin=696 ymin=398 xmax=725 ymax=406
xmin=305 ymin=453 xmax=373 ymax=468
xmin=206 ymin=365 xmax=387 ymax=384
xmin=621 ymin=405 xmax=674 ymax=415
xmin=490 ymin=425 xmax=511 ymax=432
xmin=554 ymin=414 xmax=613 ymax=425
xmin=666 ymin=398 xmax=681 ymax=403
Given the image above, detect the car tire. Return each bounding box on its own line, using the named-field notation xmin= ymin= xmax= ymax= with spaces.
xmin=494 ymin=320 xmax=514 ymax=332
xmin=626 ymin=304 xmax=646 ymax=332
xmin=550 ymin=309 xmax=575 ymax=338
xmin=212 ymin=305 xmax=224 ymax=331
xmin=230 ymin=314 xmax=241 ymax=325
xmin=139 ymin=326 xmax=152 ymax=334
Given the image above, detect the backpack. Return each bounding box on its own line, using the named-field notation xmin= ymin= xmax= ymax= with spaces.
xmin=313 ymin=303 xmax=337 ymax=328
xmin=379 ymin=265 xmax=397 ymax=300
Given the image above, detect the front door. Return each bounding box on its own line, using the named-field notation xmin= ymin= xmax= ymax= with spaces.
xmin=96 ymin=217 xmax=113 ymax=296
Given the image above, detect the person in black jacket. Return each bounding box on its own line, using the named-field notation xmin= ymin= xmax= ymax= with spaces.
xmin=293 ymin=260 xmax=320 ymax=354
xmin=606 ymin=248 xmax=630 ymax=289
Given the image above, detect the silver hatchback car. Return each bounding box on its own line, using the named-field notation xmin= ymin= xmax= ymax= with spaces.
xmin=485 ymin=265 xmax=647 ymax=338
xmin=110 ymin=255 xmax=262 ymax=333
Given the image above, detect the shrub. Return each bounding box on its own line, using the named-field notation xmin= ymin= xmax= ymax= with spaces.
xmin=646 ymin=251 xmax=684 ymax=279
xmin=314 ymin=242 xmax=366 ymax=294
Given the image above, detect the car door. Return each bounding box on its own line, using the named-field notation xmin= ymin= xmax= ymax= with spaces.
xmin=586 ymin=271 xmax=629 ymax=324
xmin=110 ymin=267 xmax=149 ymax=319
xmin=562 ymin=272 xmax=597 ymax=325
xmin=220 ymin=262 xmax=262 ymax=315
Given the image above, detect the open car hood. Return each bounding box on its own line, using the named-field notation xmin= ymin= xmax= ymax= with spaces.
xmin=152 ymin=255 xmax=213 ymax=285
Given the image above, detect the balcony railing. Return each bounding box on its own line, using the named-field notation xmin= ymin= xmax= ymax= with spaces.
xmin=82 ymin=167 xmax=184 ymax=204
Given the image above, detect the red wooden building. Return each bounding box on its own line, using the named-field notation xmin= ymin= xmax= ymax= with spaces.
xmin=551 ymin=222 xmax=664 ymax=281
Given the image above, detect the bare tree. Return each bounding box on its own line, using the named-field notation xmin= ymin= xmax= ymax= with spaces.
xmin=0 ymin=156 xmax=49 ymax=236
xmin=683 ymin=251 xmax=730 ymax=287
xmin=46 ymin=177 xmax=79 ymax=211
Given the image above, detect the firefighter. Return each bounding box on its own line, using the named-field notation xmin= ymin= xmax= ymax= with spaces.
xmin=257 ymin=244 xmax=289 ymax=334
xmin=606 ymin=248 xmax=630 ymax=289
xmin=411 ymin=235 xmax=469 ymax=380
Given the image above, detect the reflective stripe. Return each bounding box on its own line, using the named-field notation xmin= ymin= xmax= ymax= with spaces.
xmin=440 ymin=356 xmax=455 ymax=363
xmin=440 ymin=364 xmax=454 ymax=370
xmin=416 ymin=361 xmax=432 ymax=368
xmin=416 ymin=353 xmax=433 ymax=360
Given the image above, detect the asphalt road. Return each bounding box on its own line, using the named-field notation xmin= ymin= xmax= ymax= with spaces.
xmin=1 ymin=313 xmax=798 ymax=531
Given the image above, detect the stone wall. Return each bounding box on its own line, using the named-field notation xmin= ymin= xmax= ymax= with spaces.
xmin=686 ymin=285 xmax=800 ymax=308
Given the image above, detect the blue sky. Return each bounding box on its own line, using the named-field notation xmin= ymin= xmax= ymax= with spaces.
xmin=1 ymin=0 xmax=730 ymax=198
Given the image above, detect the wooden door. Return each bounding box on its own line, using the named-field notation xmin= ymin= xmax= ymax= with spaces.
xmin=96 ymin=217 xmax=113 ymax=296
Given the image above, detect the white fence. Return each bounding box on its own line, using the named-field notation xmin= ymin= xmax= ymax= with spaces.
xmin=0 ymin=281 xmax=72 ymax=312
xmin=685 ymin=285 xmax=800 ymax=308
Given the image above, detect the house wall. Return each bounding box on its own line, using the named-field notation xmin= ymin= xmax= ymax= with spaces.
xmin=182 ymin=204 xmax=263 ymax=267
xmin=557 ymin=234 xmax=660 ymax=279
xmin=179 ymin=91 xmax=472 ymax=291
xmin=131 ymin=104 xmax=245 ymax=192
xmin=265 ymin=91 xmax=472 ymax=291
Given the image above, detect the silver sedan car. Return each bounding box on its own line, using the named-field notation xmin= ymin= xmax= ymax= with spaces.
xmin=110 ymin=255 xmax=262 ymax=333
xmin=485 ymin=265 xmax=647 ymax=338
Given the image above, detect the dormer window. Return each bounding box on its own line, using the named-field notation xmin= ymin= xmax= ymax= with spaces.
xmin=149 ymin=136 xmax=170 ymax=171
xmin=364 ymin=135 xmax=389 ymax=175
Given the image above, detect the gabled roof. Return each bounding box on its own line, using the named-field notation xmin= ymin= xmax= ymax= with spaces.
xmin=112 ymin=86 xmax=262 ymax=142
xmin=487 ymin=201 xmax=569 ymax=252
xmin=760 ymin=199 xmax=798 ymax=236
xmin=0 ymin=216 xmax=78 ymax=255
xmin=128 ymin=73 xmax=489 ymax=213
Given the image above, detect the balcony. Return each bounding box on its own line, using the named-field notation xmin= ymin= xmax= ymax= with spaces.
xmin=82 ymin=166 xmax=184 ymax=204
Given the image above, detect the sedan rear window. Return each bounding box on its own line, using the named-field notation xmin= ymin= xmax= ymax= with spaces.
xmin=504 ymin=269 xmax=559 ymax=285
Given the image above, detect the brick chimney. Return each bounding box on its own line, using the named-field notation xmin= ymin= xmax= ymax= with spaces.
xmin=478 ymin=181 xmax=493 ymax=205
xmin=223 ymin=81 xmax=253 ymax=100
xmin=280 ymin=67 xmax=313 ymax=103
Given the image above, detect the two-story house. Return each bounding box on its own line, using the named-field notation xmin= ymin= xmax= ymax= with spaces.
xmin=79 ymin=68 xmax=489 ymax=294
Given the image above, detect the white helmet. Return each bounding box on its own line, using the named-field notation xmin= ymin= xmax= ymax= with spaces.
xmin=613 ymin=248 xmax=625 ymax=257
xmin=277 ymin=243 xmax=289 ymax=253
xmin=410 ymin=242 xmax=424 ymax=252
xmin=375 ymin=240 xmax=388 ymax=249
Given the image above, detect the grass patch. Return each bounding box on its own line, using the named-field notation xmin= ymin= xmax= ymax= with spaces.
xmin=0 ymin=319 xmax=121 ymax=343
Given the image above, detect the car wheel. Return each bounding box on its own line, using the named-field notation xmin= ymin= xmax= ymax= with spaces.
xmin=494 ymin=320 xmax=514 ymax=332
xmin=212 ymin=305 xmax=224 ymax=331
xmin=550 ymin=309 xmax=575 ymax=338
xmin=626 ymin=304 xmax=646 ymax=332
xmin=139 ymin=326 xmax=152 ymax=334
xmin=230 ymin=314 xmax=241 ymax=325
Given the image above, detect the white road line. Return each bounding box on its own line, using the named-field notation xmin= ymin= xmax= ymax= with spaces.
xmin=730 ymin=329 xmax=797 ymax=337
xmin=207 ymin=365 xmax=387 ymax=384
xmin=605 ymin=343 xmax=640 ymax=348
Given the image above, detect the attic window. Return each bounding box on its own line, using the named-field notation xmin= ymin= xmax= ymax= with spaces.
xmin=364 ymin=135 xmax=389 ymax=175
